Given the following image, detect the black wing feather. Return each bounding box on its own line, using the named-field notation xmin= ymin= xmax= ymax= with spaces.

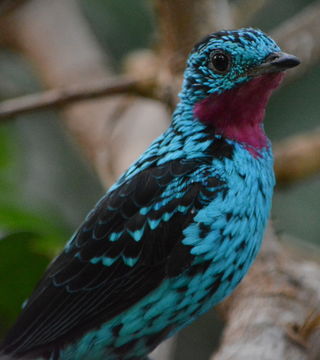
xmin=1 ymin=159 xmax=219 ymax=357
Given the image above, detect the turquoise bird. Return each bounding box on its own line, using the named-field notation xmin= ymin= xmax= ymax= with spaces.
xmin=0 ymin=28 xmax=299 ymax=359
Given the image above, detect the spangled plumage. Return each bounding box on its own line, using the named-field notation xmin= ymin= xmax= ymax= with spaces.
xmin=0 ymin=28 xmax=299 ymax=360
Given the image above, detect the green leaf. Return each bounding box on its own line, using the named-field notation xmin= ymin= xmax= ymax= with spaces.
xmin=0 ymin=203 xmax=67 ymax=255
xmin=0 ymin=232 xmax=50 ymax=335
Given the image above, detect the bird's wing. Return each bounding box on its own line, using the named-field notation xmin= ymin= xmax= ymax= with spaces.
xmin=1 ymin=159 xmax=224 ymax=356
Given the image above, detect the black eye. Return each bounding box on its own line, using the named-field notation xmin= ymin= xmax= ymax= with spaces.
xmin=210 ymin=52 xmax=231 ymax=74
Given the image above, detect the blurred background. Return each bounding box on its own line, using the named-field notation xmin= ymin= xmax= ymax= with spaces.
xmin=0 ymin=0 xmax=319 ymax=359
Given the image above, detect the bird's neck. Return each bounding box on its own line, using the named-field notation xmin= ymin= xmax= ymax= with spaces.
xmin=191 ymin=73 xmax=284 ymax=153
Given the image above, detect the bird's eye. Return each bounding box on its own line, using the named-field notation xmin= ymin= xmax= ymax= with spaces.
xmin=210 ymin=52 xmax=231 ymax=74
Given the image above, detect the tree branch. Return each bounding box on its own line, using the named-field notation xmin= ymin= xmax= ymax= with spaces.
xmin=0 ymin=77 xmax=150 ymax=121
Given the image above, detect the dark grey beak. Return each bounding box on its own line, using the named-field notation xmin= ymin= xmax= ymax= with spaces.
xmin=248 ymin=52 xmax=300 ymax=76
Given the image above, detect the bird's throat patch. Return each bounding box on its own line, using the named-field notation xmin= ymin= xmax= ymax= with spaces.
xmin=194 ymin=73 xmax=284 ymax=154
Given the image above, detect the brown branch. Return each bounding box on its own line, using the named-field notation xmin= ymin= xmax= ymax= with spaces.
xmin=0 ymin=77 xmax=152 ymax=120
xmin=274 ymin=129 xmax=320 ymax=186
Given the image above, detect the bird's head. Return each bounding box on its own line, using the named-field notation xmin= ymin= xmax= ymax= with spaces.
xmin=179 ymin=28 xmax=300 ymax=152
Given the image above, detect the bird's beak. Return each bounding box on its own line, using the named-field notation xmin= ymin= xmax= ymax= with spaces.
xmin=248 ymin=52 xmax=300 ymax=77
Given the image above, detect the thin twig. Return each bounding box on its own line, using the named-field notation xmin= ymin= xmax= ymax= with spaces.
xmin=0 ymin=77 xmax=150 ymax=120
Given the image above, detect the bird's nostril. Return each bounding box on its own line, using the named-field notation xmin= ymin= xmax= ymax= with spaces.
xmin=266 ymin=53 xmax=280 ymax=63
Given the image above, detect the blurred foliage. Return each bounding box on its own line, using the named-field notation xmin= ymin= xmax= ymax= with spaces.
xmin=0 ymin=1 xmax=319 ymax=358
xmin=0 ymin=232 xmax=49 ymax=333
xmin=0 ymin=121 xmax=68 ymax=336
